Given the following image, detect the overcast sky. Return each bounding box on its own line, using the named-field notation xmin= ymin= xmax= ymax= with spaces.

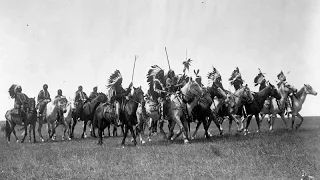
xmin=1 ymin=0 xmax=319 ymax=117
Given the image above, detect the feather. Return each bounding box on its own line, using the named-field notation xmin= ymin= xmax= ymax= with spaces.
xmin=8 ymin=84 xmax=22 ymax=99
xmin=182 ymin=58 xmax=193 ymax=73
xmin=107 ymin=70 xmax=123 ymax=89
xmin=146 ymin=65 xmax=166 ymax=100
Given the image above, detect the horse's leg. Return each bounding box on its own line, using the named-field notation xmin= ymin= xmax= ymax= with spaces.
xmin=295 ymin=113 xmax=304 ymax=129
xmin=279 ymin=113 xmax=288 ymax=130
xmin=167 ymin=120 xmax=176 ymax=140
xmin=81 ymin=120 xmax=88 ymax=138
xmin=11 ymin=124 xmax=19 ymax=143
xmin=244 ymin=115 xmax=253 ymax=135
xmin=291 ymin=115 xmax=295 ymax=131
xmin=137 ymin=116 xmax=146 ymax=144
xmin=97 ymin=128 xmax=103 ymax=145
xmin=191 ymin=121 xmax=202 ymax=140
xmin=255 ymin=114 xmax=261 ymax=133
xmin=28 ymin=124 xmax=32 ymax=143
xmin=202 ymin=116 xmax=210 ymax=139
xmin=129 ymin=125 xmax=137 ymax=146
xmin=38 ymin=122 xmax=45 ymax=142
xmin=158 ymin=120 xmax=167 ymax=140
xmin=32 ymin=124 xmax=36 ymax=143
xmin=71 ymin=118 xmax=77 ymax=138
xmin=121 ymin=124 xmax=129 ymax=146
xmin=212 ymin=115 xmax=223 ymax=136
xmin=21 ymin=124 xmax=28 ymax=143
xmin=260 ymin=114 xmax=266 ymax=123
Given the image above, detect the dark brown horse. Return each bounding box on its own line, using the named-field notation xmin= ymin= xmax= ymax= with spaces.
xmin=94 ymin=86 xmax=144 ymax=145
xmin=72 ymin=93 xmax=108 ymax=138
xmin=243 ymin=82 xmax=281 ymax=135
xmin=5 ymin=97 xmax=37 ymax=143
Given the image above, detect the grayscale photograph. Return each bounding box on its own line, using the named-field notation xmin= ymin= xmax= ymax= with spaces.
xmin=0 ymin=0 xmax=319 ymax=179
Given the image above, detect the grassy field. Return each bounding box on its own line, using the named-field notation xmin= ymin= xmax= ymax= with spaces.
xmin=0 ymin=116 xmax=319 ymax=180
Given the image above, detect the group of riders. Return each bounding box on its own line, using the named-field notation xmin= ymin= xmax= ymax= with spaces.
xmin=8 ymin=63 xmax=296 ymax=132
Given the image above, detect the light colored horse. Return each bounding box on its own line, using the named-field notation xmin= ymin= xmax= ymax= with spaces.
xmin=62 ymin=100 xmax=74 ymax=140
xmin=289 ymin=84 xmax=317 ymax=130
xmin=136 ymin=98 xmax=161 ymax=144
xmin=167 ymin=79 xmax=202 ymax=144
xmin=5 ymin=97 xmax=37 ymax=143
xmin=210 ymin=85 xmax=253 ymax=134
xmin=260 ymin=82 xmax=297 ymax=131
xmin=37 ymin=97 xmax=68 ymax=141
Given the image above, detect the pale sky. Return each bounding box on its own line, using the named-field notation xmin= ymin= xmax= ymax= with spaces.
xmin=0 ymin=0 xmax=319 ymax=118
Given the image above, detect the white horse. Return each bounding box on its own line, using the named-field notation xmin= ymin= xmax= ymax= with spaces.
xmin=289 ymin=84 xmax=317 ymax=130
xmin=38 ymin=97 xmax=68 ymax=141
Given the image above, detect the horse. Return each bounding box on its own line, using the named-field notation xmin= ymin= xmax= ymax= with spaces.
xmin=62 ymin=100 xmax=75 ymax=140
xmin=190 ymin=88 xmax=219 ymax=139
xmin=208 ymin=85 xmax=253 ymax=134
xmin=243 ymin=82 xmax=281 ymax=135
xmin=92 ymin=100 xmax=118 ymax=145
xmin=260 ymin=82 xmax=297 ymax=131
xmin=5 ymin=97 xmax=37 ymax=143
xmin=95 ymin=86 xmax=144 ymax=145
xmin=37 ymin=97 xmax=68 ymax=141
xmin=159 ymin=79 xmax=203 ymax=144
xmin=136 ymin=97 xmax=162 ymax=144
xmin=289 ymin=84 xmax=317 ymax=130
xmin=72 ymin=93 xmax=108 ymax=138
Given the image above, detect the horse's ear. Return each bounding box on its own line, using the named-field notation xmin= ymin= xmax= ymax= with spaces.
xmin=197 ymin=69 xmax=199 ymax=74
xmin=304 ymin=84 xmax=307 ymax=87
xmin=194 ymin=70 xmax=196 ymax=75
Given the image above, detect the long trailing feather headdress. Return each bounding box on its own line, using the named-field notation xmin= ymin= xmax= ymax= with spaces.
xmin=146 ymin=65 xmax=166 ymax=99
xmin=107 ymin=70 xmax=123 ymax=94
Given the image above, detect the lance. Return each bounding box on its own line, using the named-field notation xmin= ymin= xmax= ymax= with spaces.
xmin=131 ymin=55 xmax=138 ymax=84
xmin=165 ymin=47 xmax=171 ymax=70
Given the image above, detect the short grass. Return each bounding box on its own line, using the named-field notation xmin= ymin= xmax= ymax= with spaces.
xmin=0 ymin=116 xmax=319 ymax=180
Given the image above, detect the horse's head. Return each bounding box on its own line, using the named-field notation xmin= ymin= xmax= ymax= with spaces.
xmin=267 ymin=82 xmax=281 ymax=100
xmin=132 ymin=86 xmax=144 ymax=102
xmin=304 ymin=84 xmax=317 ymax=96
xmin=279 ymin=82 xmax=297 ymax=97
xmin=96 ymin=92 xmax=108 ymax=103
xmin=235 ymin=84 xmax=253 ymax=103
xmin=55 ymin=97 xmax=68 ymax=113
xmin=27 ymin=98 xmax=36 ymax=112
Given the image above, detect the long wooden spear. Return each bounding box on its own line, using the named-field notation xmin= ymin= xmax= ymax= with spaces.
xmin=165 ymin=47 xmax=171 ymax=70
xmin=131 ymin=55 xmax=138 ymax=84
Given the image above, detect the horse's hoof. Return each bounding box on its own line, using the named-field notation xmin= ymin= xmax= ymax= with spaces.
xmin=148 ymin=138 xmax=151 ymax=142
xmin=7 ymin=141 xmax=10 ymax=144
xmin=256 ymin=130 xmax=260 ymax=133
xmin=191 ymin=136 xmax=195 ymax=140
xmin=184 ymin=139 xmax=190 ymax=144
xmin=16 ymin=140 xmax=19 ymax=143
xmin=68 ymin=138 xmax=71 ymax=141
xmin=131 ymin=138 xmax=134 ymax=143
xmin=141 ymin=140 xmax=146 ymax=144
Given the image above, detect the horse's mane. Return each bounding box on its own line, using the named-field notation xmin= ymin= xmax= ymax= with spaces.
xmin=107 ymin=70 xmax=123 ymax=90
xmin=296 ymin=86 xmax=305 ymax=98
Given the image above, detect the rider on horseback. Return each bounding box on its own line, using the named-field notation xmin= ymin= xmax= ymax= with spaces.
xmin=55 ymin=89 xmax=67 ymax=124
xmin=74 ymin=86 xmax=88 ymax=106
xmin=89 ymin=86 xmax=99 ymax=100
xmin=229 ymin=67 xmax=247 ymax=117
xmin=8 ymin=85 xmax=29 ymax=124
xmin=37 ymin=84 xmax=51 ymax=118
xmin=277 ymin=71 xmax=297 ymax=114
